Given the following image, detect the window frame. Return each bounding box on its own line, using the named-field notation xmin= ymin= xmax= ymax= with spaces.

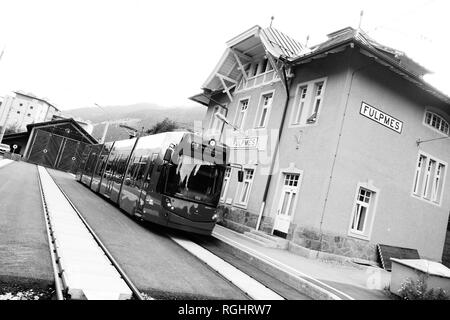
xmin=423 ymin=109 xmax=450 ymax=136
xmin=292 ymin=85 xmax=308 ymax=125
xmin=254 ymin=90 xmax=275 ymax=129
xmin=233 ymin=97 xmax=251 ymax=130
xmin=348 ymin=182 xmax=379 ymax=241
xmin=411 ymin=151 xmax=447 ymax=206
xmin=220 ymin=167 xmax=232 ymax=203
xmin=289 ymin=77 xmax=328 ymax=128
xmin=234 ymin=167 xmax=255 ymax=208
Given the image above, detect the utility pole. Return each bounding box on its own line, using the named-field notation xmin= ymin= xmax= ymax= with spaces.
xmin=99 ymin=121 xmax=109 ymax=144
xmin=358 ymin=10 xmax=364 ymax=30
xmin=94 ymin=103 xmax=109 ymax=143
xmin=0 ymin=48 xmax=9 ymax=144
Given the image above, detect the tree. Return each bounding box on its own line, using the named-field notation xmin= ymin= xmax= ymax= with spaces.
xmin=145 ymin=118 xmax=180 ymax=135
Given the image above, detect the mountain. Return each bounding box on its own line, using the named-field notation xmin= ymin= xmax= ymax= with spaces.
xmin=65 ymin=103 xmax=207 ymax=142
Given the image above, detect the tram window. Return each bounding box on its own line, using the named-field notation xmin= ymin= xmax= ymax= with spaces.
xmin=111 ymin=156 xmax=122 ymax=180
xmin=116 ymin=157 xmax=127 ymax=181
xmin=124 ymin=158 xmax=135 ymax=182
xmin=156 ymin=165 xmax=167 ymax=193
xmin=97 ymin=156 xmax=107 ymax=176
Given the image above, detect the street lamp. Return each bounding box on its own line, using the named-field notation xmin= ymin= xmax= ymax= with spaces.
xmin=214 ymin=111 xmax=246 ymax=135
xmin=94 ymin=103 xmax=110 ymax=144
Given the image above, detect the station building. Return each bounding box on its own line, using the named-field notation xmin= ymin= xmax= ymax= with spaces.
xmin=190 ymin=26 xmax=450 ymax=264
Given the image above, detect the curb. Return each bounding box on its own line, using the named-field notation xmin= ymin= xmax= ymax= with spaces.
xmin=212 ymin=227 xmax=355 ymax=300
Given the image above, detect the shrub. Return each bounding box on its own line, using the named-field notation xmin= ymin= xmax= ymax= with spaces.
xmin=398 ymin=274 xmax=449 ymax=300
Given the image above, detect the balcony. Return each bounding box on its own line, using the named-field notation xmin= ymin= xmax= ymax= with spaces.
xmin=236 ymin=69 xmax=279 ymax=92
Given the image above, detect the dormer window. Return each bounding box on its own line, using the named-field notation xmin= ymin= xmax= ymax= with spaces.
xmin=424 ymin=110 xmax=449 ymax=135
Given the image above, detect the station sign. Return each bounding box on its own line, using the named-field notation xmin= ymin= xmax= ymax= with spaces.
xmin=360 ymin=102 xmax=403 ymax=134
xmin=230 ymin=136 xmax=259 ymax=150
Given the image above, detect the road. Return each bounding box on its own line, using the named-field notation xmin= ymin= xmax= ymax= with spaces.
xmin=0 ymin=162 xmax=53 ymax=287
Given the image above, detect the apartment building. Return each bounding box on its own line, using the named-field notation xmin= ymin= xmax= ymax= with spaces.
xmin=190 ymin=26 xmax=450 ymax=263
xmin=0 ymin=91 xmax=60 ymax=134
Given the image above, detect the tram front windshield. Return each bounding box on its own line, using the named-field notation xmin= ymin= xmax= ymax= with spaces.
xmin=164 ymin=155 xmax=225 ymax=206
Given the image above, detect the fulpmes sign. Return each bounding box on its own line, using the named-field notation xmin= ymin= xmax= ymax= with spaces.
xmin=360 ymin=102 xmax=403 ymax=134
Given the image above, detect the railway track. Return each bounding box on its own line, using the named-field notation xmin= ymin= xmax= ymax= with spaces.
xmin=37 ymin=166 xmax=145 ymax=300
xmin=39 ymin=167 xmax=310 ymax=301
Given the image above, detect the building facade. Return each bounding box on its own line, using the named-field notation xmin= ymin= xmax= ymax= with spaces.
xmin=191 ymin=26 xmax=450 ymax=263
xmin=0 ymin=91 xmax=60 ymax=134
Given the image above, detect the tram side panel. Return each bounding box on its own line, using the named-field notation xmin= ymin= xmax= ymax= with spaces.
xmin=118 ymin=133 xmax=168 ymax=216
xmin=91 ymin=142 xmax=114 ymax=193
xmin=99 ymin=146 xmax=118 ymax=198
xmin=76 ymin=145 xmax=92 ymax=181
xmin=81 ymin=144 xmax=103 ymax=187
xmin=108 ymin=139 xmax=137 ymax=204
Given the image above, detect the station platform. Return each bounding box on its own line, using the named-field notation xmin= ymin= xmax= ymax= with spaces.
xmin=212 ymin=225 xmax=392 ymax=300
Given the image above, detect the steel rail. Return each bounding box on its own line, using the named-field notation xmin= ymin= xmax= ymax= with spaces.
xmin=45 ymin=168 xmax=145 ymax=300
xmin=37 ymin=167 xmax=65 ymax=300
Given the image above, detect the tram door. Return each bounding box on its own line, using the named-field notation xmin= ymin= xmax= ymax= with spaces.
xmin=102 ymin=154 xmax=118 ymax=198
xmin=137 ymin=153 xmax=160 ymax=218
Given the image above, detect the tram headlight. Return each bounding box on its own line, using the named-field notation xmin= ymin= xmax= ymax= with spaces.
xmin=163 ymin=196 xmax=175 ymax=211
xmin=212 ymin=213 xmax=219 ymax=221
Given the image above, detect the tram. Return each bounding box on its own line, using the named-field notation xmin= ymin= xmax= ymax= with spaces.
xmin=76 ymin=131 xmax=238 ymax=235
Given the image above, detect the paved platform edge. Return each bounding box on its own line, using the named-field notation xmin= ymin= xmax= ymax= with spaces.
xmin=212 ymin=226 xmax=355 ymax=300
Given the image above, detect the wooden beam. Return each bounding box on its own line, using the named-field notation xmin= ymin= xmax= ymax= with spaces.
xmin=227 ymin=61 xmax=238 ymax=77
xmin=231 ymin=49 xmax=248 ymax=81
xmin=217 ymin=75 xmax=234 ymax=102
xmin=216 ymin=72 xmax=237 ymax=84
xmin=265 ymin=51 xmax=287 ymax=91
xmin=231 ymin=49 xmax=252 ymax=61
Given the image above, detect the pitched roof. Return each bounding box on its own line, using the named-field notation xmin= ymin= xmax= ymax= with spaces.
xmin=14 ymin=91 xmax=60 ymax=111
xmin=195 ymin=25 xmax=449 ymax=106
xmin=303 ymin=27 xmax=430 ymax=77
xmin=289 ymin=27 xmax=449 ymax=104
xmin=26 ymin=118 xmax=97 ymax=144
xmin=260 ymin=27 xmax=303 ymax=58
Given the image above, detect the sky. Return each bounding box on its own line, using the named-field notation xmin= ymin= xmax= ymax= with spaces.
xmin=0 ymin=0 xmax=448 ymax=111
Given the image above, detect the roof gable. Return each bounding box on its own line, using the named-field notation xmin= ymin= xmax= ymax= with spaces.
xmin=201 ymin=25 xmax=303 ymax=92
xmin=26 ymin=118 xmax=97 ymax=144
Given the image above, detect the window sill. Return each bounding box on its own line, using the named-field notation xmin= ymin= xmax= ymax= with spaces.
xmin=288 ymin=122 xmax=319 ymax=129
xmin=423 ymin=124 xmax=450 ymax=137
xmin=347 ymin=231 xmax=370 ymax=241
xmin=233 ymin=202 xmax=249 ymax=210
xmin=411 ymin=193 xmax=442 ymax=207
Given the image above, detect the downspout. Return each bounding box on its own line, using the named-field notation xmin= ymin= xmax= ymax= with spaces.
xmin=256 ymin=60 xmax=292 ymax=231
xmin=317 ymin=46 xmax=376 ymax=248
